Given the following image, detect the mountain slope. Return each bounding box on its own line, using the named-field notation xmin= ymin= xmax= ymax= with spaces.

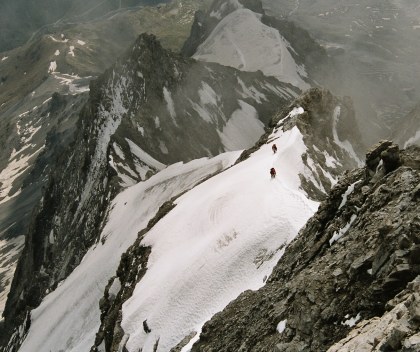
xmin=262 ymin=0 xmax=420 ymax=145
xmin=0 ymin=32 xmax=299 ymax=348
xmin=89 ymin=88 xmax=363 ymax=352
xmin=15 ymin=152 xmax=240 ymax=352
xmin=183 ymin=0 xmax=329 ymax=90
xmin=1 ymin=86 xmax=364 ymax=351
xmin=193 ymin=8 xmax=309 ymax=89
xmin=0 ymin=0 xmax=173 ymax=52
xmin=0 ymin=0 xmax=210 ymax=318
xmin=188 ymin=141 xmax=420 ymax=351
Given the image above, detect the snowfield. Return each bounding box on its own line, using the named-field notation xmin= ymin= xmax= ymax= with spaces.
xmin=194 ymin=9 xmax=309 ymax=90
xmin=18 ymin=152 xmax=240 ymax=352
xmin=18 ymin=114 xmax=322 ymax=352
xmin=121 ymin=126 xmax=318 ymax=352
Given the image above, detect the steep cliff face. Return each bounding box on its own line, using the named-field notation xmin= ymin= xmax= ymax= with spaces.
xmin=189 ymin=141 xmax=420 ymax=351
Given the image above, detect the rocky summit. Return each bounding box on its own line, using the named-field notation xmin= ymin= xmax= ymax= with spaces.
xmin=188 ymin=141 xmax=420 ymax=352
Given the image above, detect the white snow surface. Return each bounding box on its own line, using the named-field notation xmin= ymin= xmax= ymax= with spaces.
xmin=218 ymin=100 xmax=264 ymax=150
xmin=277 ymin=319 xmax=287 ymax=334
xmin=288 ymin=106 xmax=304 ymax=117
xmin=339 ymin=180 xmax=361 ymax=209
xmin=126 ymin=139 xmax=166 ymax=171
xmin=48 ymin=61 xmax=57 ymax=73
xmin=19 ymin=114 xmax=320 ymax=352
xmin=19 ymin=152 xmax=240 ymax=352
xmin=193 ymin=9 xmax=309 ymax=89
xmin=121 ymin=126 xmax=318 ymax=352
xmin=342 ymin=313 xmax=362 ymax=327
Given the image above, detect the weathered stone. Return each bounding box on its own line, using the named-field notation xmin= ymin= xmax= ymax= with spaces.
xmin=409 ymin=293 xmax=420 ymax=322
xmin=403 ymin=332 xmax=420 ymax=350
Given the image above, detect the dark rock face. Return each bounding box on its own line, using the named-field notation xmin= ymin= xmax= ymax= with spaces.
xmin=190 ymin=143 xmax=420 ymax=352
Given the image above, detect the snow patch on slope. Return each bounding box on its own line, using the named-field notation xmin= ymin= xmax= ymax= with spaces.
xmin=194 ymin=9 xmax=309 ymax=89
xmin=52 ymin=73 xmax=91 ymax=94
xmin=163 ymin=87 xmax=178 ymax=126
xmin=0 ymin=235 xmax=25 ymax=315
xmin=219 ymin=100 xmax=264 ymax=150
xmin=0 ymin=146 xmax=44 ymax=204
xmin=18 ymin=152 xmax=240 ymax=352
xmin=126 ymin=139 xmax=166 ymax=171
xmin=48 ymin=61 xmax=57 ymax=73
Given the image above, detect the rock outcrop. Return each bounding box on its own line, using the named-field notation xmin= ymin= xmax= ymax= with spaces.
xmin=239 ymin=87 xmax=365 ymax=201
xmin=328 ymin=276 xmax=420 ymax=352
xmin=189 ymin=142 xmax=420 ymax=351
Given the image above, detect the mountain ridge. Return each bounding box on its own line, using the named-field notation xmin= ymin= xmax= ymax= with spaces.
xmin=188 ymin=141 xmax=420 ymax=352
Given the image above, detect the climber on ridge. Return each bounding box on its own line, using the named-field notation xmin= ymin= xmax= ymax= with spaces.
xmin=270 ymin=167 xmax=276 ymax=179
xmin=272 ymin=144 xmax=277 ymax=153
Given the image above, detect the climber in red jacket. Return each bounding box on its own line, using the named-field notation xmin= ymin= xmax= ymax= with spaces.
xmin=270 ymin=167 xmax=276 ymax=178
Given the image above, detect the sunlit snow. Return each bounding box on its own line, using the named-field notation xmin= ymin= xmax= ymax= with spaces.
xmin=19 ymin=153 xmax=240 ymax=352
xmin=218 ymin=100 xmax=264 ymax=150
xmin=121 ymin=126 xmax=318 ymax=352
xmin=19 ymin=112 xmax=324 ymax=352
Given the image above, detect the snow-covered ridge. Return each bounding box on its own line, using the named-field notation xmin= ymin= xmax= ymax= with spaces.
xmin=16 ymin=103 xmax=326 ymax=352
xmin=193 ymin=9 xmax=309 ymax=90
xmin=120 ymin=125 xmax=318 ymax=352
xmin=18 ymin=152 xmax=240 ymax=352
